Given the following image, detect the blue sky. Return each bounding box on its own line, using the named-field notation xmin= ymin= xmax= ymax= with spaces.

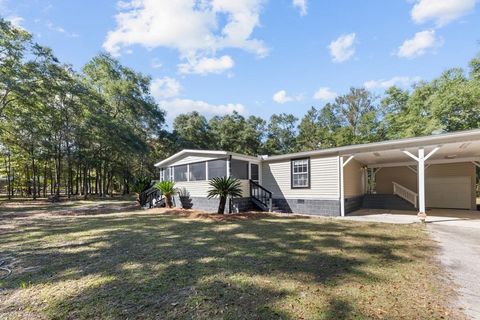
xmin=1 ymin=0 xmax=479 ymax=127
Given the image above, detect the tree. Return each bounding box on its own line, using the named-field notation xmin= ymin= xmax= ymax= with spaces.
xmin=207 ymin=176 xmax=242 ymax=214
xmin=154 ymin=180 xmax=176 ymax=208
xmin=264 ymin=113 xmax=298 ymax=155
xmin=173 ymin=111 xmax=210 ymax=149
xmin=297 ymin=107 xmax=321 ymax=151
xmin=331 ymin=87 xmax=380 ymax=145
xmin=207 ymin=112 xmax=265 ymax=155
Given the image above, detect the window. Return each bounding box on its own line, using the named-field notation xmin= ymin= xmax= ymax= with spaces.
xmin=174 ymin=165 xmax=188 ymax=182
xmin=291 ymin=158 xmax=310 ymax=188
xmin=160 ymin=168 xmax=165 ymax=181
xmin=250 ymin=163 xmax=259 ymax=182
xmin=231 ymin=159 xmax=249 ymax=180
xmin=189 ymin=162 xmax=206 ymax=181
xmin=208 ymin=159 xmax=227 ymax=179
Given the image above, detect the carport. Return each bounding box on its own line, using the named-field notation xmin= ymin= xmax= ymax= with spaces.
xmin=339 ymin=129 xmax=480 ymax=216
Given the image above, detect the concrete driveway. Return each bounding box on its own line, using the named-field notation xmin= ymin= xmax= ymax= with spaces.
xmin=428 ymin=219 xmax=480 ymax=319
xmin=342 ymin=209 xmax=480 ymax=319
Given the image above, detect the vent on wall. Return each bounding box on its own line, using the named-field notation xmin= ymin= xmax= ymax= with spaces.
xmin=297 ymin=199 xmax=305 ymax=204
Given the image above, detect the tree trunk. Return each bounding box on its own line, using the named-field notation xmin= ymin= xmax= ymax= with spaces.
xmin=102 ymin=161 xmax=108 ymax=197
xmin=4 ymin=155 xmax=10 ymax=200
xmin=95 ymin=167 xmax=99 ymax=195
xmin=218 ymin=196 xmax=227 ymax=214
xmin=43 ymin=163 xmax=47 ymax=198
xmin=83 ymin=165 xmax=88 ymax=200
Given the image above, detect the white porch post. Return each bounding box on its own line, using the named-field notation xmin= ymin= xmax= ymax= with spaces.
xmin=340 ymin=156 xmax=345 ymax=217
xmin=339 ymin=155 xmax=354 ymax=217
xmin=403 ymin=147 xmax=440 ymax=216
xmin=418 ymin=149 xmax=425 ymax=213
xmin=226 ymin=156 xmax=231 ymax=178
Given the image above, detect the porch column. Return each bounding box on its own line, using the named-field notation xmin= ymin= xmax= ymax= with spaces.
xmin=403 ymin=147 xmax=440 ymax=215
xmin=340 ymin=155 xmax=354 ymax=217
xmin=226 ymin=155 xmax=231 ymax=178
xmin=418 ymin=149 xmax=425 ymax=213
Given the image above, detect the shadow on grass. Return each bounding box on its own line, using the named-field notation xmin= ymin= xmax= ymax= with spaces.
xmin=0 ymin=210 xmax=438 ymax=319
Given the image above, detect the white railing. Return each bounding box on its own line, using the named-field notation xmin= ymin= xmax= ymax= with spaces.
xmin=392 ymin=182 xmax=418 ymax=208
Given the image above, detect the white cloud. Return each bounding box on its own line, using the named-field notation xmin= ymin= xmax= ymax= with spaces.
xmin=103 ymin=0 xmax=268 ymax=74
xmin=364 ymin=76 xmax=422 ymax=90
xmin=272 ymin=90 xmax=304 ymax=104
xmin=0 ymin=1 xmax=25 ymax=29
xmin=411 ymin=0 xmax=476 ymax=27
xmin=313 ymin=87 xmax=337 ymax=101
xmin=293 ymin=0 xmax=307 ymax=16
xmin=328 ymin=33 xmax=356 ymax=63
xmin=178 ymin=55 xmax=234 ymax=75
xmin=6 ymin=15 xmax=24 ymax=28
xmin=150 ymin=77 xmax=182 ymax=99
xmin=161 ymin=98 xmax=246 ymax=119
xmin=397 ymin=29 xmax=442 ymax=58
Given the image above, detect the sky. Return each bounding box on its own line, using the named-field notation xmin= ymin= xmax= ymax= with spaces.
xmin=1 ymin=0 xmax=479 ymax=127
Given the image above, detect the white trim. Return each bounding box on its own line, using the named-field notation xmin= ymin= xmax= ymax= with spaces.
xmin=342 ymin=155 xmax=355 ymax=167
xmin=472 ymin=161 xmax=480 ymax=169
xmin=403 ymin=150 xmax=419 ymax=162
xmin=367 ymin=156 xmax=480 ymax=168
xmin=263 ymin=129 xmax=480 ymax=162
xmin=418 ymin=148 xmax=426 ymax=213
xmin=340 ymin=156 xmax=345 ymax=217
xmin=424 ymin=146 xmax=440 ymax=161
xmin=155 ymin=149 xmax=260 ymax=167
xmin=226 ymin=156 xmax=231 ymax=178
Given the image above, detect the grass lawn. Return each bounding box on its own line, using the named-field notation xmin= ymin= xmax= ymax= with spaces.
xmin=0 ymin=200 xmax=463 ymax=319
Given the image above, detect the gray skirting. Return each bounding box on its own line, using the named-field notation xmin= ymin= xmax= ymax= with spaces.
xmin=172 ymin=195 xmax=342 ymax=216
xmin=272 ymin=198 xmax=340 ymax=216
xmin=172 ymin=195 xmax=252 ymax=213
xmin=344 ymin=195 xmax=364 ymax=214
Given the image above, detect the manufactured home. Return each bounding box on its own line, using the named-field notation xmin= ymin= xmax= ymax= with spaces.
xmin=154 ymin=129 xmax=480 ymax=216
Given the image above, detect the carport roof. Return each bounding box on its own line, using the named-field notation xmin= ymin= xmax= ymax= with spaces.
xmin=263 ymin=129 xmax=480 ymax=165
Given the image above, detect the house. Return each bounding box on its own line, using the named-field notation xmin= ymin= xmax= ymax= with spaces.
xmin=154 ymin=129 xmax=480 ymax=216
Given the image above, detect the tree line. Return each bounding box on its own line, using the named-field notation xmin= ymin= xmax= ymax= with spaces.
xmin=1 ymin=18 xmax=479 ymax=199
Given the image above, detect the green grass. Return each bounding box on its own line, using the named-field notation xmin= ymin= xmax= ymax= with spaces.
xmin=0 ymin=202 xmax=462 ymax=319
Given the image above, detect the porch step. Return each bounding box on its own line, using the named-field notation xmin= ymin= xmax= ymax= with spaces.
xmin=362 ymin=194 xmax=415 ymax=211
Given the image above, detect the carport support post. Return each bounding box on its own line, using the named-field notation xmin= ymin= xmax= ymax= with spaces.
xmin=340 ymin=155 xmax=354 ymax=217
xmin=403 ymin=147 xmax=440 ymax=219
xmin=418 ymin=149 xmax=426 ymax=214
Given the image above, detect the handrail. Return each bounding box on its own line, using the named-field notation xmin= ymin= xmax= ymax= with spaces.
xmin=250 ymin=180 xmax=273 ymax=211
xmin=392 ymin=182 xmax=418 ymax=208
xmin=139 ymin=186 xmax=162 ymax=208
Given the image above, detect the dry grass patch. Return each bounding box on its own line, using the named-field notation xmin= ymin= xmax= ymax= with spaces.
xmin=0 ymin=201 xmax=465 ymax=319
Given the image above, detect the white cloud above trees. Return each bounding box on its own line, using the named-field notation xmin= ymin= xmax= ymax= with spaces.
xmin=292 ymin=0 xmax=307 ymax=16
xmin=328 ymin=33 xmax=356 ymax=63
xmin=313 ymin=87 xmax=337 ymax=101
xmin=396 ymin=29 xmax=442 ymax=58
xmin=411 ymin=0 xmax=476 ymax=27
xmin=150 ymin=77 xmax=182 ymax=99
xmin=364 ymin=76 xmax=422 ymax=89
xmin=178 ymin=55 xmax=234 ymax=75
xmin=103 ymin=0 xmax=268 ymax=75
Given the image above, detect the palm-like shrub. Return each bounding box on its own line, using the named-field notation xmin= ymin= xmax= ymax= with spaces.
xmin=154 ymin=181 xmax=177 ymax=208
xmin=207 ymin=177 xmax=242 ymax=214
